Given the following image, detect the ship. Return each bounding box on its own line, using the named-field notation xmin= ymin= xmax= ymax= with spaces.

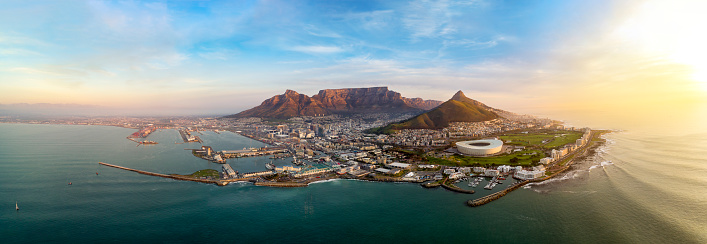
xmin=140 ymin=140 xmax=158 ymax=144
xmin=266 ymin=162 xmax=276 ymax=170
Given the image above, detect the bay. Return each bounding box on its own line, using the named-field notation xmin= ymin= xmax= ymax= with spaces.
xmin=0 ymin=123 xmax=705 ymax=243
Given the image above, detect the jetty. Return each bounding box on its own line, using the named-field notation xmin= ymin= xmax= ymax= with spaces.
xmin=99 ymin=162 xmax=317 ymax=187
xmin=254 ymin=182 xmax=308 ymax=187
xmin=467 ymin=180 xmax=529 ymax=206
xmin=440 ymin=178 xmax=475 ymax=194
xmin=99 ymin=162 xmax=229 ymax=186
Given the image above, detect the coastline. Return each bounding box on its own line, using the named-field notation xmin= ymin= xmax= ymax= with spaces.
xmin=466 ymin=130 xmax=609 ymax=207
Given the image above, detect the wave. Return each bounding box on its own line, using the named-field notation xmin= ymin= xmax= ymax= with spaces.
xmin=308 ymin=178 xmax=341 ymax=184
xmin=588 ymin=161 xmax=613 ymax=172
xmin=524 ymin=171 xmax=582 ymax=188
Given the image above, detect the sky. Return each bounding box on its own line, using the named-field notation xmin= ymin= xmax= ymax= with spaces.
xmin=1 ymin=0 xmax=706 ymax=128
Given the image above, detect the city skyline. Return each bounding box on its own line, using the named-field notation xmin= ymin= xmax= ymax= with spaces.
xmin=1 ymin=0 xmax=706 ymax=126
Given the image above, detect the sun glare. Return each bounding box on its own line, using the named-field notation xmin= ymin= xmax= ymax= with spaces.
xmin=615 ymin=0 xmax=707 ymax=89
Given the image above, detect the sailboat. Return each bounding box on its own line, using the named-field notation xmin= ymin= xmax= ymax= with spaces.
xmin=16 ymin=202 xmax=19 ymax=211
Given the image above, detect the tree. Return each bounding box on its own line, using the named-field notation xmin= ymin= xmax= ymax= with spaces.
xmin=509 ymin=157 xmax=519 ymax=164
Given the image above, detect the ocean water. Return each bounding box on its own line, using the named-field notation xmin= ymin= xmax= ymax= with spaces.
xmin=0 ymin=124 xmax=705 ymax=243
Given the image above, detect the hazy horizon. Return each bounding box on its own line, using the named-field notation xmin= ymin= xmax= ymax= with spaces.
xmin=2 ymin=0 xmax=707 ymax=132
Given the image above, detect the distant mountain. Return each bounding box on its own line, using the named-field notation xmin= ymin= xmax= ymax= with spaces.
xmin=226 ymin=87 xmax=442 ymax=119
xmin=368 ymin=90 xmax=499 ymax=133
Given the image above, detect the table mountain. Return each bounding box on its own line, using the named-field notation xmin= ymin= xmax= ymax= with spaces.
xmin=225 ymin=87 xmax=441 ymax=119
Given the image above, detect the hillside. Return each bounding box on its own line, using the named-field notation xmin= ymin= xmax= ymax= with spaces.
xmin=368 ymin=90 xmax=498 ymax=133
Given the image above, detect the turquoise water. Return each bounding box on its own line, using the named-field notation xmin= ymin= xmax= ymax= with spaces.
xmin=1 ymin=124 xmax=705 ymax=243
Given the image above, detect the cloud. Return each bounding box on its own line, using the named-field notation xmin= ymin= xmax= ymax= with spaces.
xmin=288 ymin=45 xmax=345 ymax=54
xmin=402 ymin=0 xmax=454 ymax=39
xmin=198 ymin=47 xmax=239 ymax=60
xmin=303 ymin=24 xmax=342 ymax=38
xmin=0 ymin=48 xmax=41 ymax=56
xmin=341 ymin=10 xmax=395 ymax=30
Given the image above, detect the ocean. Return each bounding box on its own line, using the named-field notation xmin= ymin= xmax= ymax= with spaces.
xmin=0 ymin=123 xmax=705 ymax=243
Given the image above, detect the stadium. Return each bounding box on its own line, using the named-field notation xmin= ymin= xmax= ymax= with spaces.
xmin=456 ymin=139 xmax=504 ymax=156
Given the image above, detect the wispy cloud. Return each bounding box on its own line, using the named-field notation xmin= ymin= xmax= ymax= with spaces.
xmin=198 ymin=47 xmax=239 ymax=61
xmin=402 ymin=0 xmax=454 ymax=39
xmin=288 ymin=45 xmax=345 ymax=54
xmin=303 ymin=25 xmax=342 ymax=38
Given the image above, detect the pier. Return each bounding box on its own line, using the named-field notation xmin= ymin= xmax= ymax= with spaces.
xmin=440 ymin=178 xmax=475 ymax=194
xmin=178 ymin=129 xmax=202 ymax=143
xmin=99 ymin=162 xmax=229 ymax=186
xmin=467 ymin=180 xmax=529 ymax=207
xmin=98 ymin=162 xmax=316 ymax=187
xmin=254 ymin=182 xmax=308 ymax=187
xmin=221 ymin=147 xmax=288 ymax=158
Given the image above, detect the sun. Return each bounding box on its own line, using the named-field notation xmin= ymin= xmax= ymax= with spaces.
xmin=615 ymin=0 xmax=707 ymax=89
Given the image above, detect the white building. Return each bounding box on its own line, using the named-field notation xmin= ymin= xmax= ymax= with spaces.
xmin=484 ymin=169 xmax=500 ymax=177
xmin=456 ymin=139 xmax=504 ymax=156
xmin=514 ymin=169 xmax=545 ymax=180
xmin=449 ymin=172 xmax=465 ymax=180
xmin=389 ymin=162 xmax=411 ymax=169
xmin=497 ymin=165 xmax=512 ymax=173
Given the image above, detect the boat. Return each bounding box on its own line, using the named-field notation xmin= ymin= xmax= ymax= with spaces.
xmin=16 ymin=202 xmax=19 ymax=211
xmin=266 ymin=162 xmax=276 ymax=170
xmin=68 ymin=182 xmax=72 ymax=185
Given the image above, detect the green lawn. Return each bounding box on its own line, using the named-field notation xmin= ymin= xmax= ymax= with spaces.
xmin=430 ymin=149 xmax=545 ymax=167
xmin=543 ymin=131 xmax=583 ymax=148
xmin=499 ymin=134 xmax=556 ymax=146
xmin=498 ymin=130 xmax=583 ymax=149
xmin=189 ymin=169 xmax=220 ymax=178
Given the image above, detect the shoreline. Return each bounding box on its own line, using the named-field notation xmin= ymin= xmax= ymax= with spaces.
xmin=466 ymin=130 xmax=609 ymax=207
xmin=89 ymin=125 xmax=610 ymax=207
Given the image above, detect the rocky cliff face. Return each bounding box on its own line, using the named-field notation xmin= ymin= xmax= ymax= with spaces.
xmin=233 ymin=90 xmax=330 ymax=118
xmin=226 ymin=87 xmax=441 ymax=119
xmin=313 ymin=87 xmax=428 ymax=113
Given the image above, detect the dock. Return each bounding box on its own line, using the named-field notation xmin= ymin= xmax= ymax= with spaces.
xmin=221 ymin=147 xmax=288 ymax=158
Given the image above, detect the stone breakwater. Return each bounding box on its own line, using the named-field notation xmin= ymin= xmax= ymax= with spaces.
xmin=441 ymin=178 xmax=475 ymax=194
xmin=98 ymin=162 xmax=229 ymax=186
xmin=254 ymin=182 xmax=308 ymax=187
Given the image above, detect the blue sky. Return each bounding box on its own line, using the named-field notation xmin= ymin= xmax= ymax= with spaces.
xmin=1 ymin=0 xmax=705 ymax=120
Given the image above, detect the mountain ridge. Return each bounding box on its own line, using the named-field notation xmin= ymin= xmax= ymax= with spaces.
xmin=368 ymin=90 xmax=499 ymax=133
xmin=225 ymin=87 xmax=442 ymax=119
